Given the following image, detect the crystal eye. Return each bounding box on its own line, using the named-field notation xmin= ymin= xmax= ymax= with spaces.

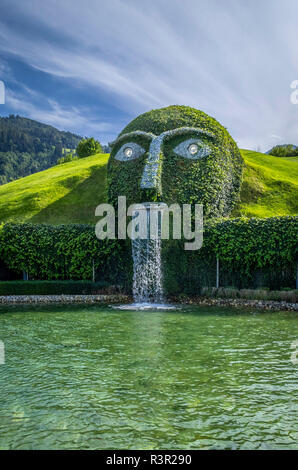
xmin=189 ymin=144 xmax=198 ymax=155
xmin=114 ymin=142 xmax=146 ymax=161
xmin=124 ymin=147 xmax=133 ymax=158
xmin=173 ymin=138 xmax=211 ymax=159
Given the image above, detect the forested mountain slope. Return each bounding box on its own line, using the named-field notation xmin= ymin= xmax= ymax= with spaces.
xmin=0 ymin=115 xmax=81 ymax=184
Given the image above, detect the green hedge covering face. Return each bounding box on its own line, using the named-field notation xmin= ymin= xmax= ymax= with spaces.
xmin=108 ymin=105 xmax=244 ymax=217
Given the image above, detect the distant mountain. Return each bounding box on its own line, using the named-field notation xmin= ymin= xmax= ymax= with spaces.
xmin=0 ymin=115 xmax=82 ymax=184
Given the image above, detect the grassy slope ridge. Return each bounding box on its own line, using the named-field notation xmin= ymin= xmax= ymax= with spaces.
xmin=0 ymin=150 xmax=297 ymax=225
xmin=232 ymin=150 xmax=298 ymax=217
xmin=0 ymin=154 xmax=109 ymax=225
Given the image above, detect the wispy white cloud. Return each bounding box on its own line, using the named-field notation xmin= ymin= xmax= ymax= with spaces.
xmin=6 ymin=87 xmax=112 ymax=136
xmin=0 ymin=0 xmax=298 ymax=150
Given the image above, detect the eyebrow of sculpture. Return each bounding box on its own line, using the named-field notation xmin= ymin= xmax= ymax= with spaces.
xmin=109 ymin=131 xmax=156 ymax=148
xmin=161 ymin=127 xmax=215 ymax=141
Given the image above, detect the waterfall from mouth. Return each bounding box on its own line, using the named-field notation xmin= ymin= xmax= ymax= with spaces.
xmin=131 ymin=203 xmax=165 ymax=304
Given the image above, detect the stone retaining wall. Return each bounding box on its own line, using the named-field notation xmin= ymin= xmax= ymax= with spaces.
xmin=0 ymin=294 xmax=131 ymax=304
xmin=171 ymin=297 xmax=298 ymax=311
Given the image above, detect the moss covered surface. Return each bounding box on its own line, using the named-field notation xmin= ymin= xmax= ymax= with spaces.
xmin=108 ymin=105 xmax=244 ymax=218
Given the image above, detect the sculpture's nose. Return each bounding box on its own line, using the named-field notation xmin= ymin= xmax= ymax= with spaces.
xmin=140 ymin=136 xmax=163 ymax=194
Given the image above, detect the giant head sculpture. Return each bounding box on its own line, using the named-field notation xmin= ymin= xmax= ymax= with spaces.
xmin=108 ymin=105 xmax=243 ymax=218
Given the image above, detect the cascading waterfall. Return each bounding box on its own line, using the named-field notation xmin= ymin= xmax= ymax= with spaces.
xmin=115 ymin=202 xmax=175 ymax=310
xmin=131 ymin=203 xmax=165 ymax=304
xmin=132 ymin=236 xmax=164 ymax=303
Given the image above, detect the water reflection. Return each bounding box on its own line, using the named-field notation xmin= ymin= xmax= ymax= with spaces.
xmin=0 ymin=305 xmax=297 ymax=450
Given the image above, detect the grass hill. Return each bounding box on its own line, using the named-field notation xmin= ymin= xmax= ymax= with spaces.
xmin=0 ymin=115 xmax=82 ymax=185
xmin=0 ymin=149 xmax=297 ymax=225
xmin=232 ymin=150 xmax=298 ymax=217
xmin=0 ymin=153 xmax=109 ymax=225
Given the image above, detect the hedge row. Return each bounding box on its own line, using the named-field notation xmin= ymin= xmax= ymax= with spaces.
xmin=203 ymin=215 xmax=297 ymax=271
xmin=0 ymin=217 xmax=297 ymax=292
xmin=163 ymin=216 xmax=298 ymax=293
xmin=0 ymin=223 xmax=132 ymax=285
xmin=0 ymin=280 xmax=110 ymax=296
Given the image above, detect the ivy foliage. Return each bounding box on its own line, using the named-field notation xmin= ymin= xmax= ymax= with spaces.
xmin=108 ymin=105 xmax=244 ymax=217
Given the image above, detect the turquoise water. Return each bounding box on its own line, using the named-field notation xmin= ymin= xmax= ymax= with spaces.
xmin=0 ymin=304 xmax=297 ymax=450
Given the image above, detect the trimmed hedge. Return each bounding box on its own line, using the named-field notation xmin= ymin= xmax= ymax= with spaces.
xmin=0 ymin=216 xmax=297 ymax=293
xmin=0 ymin=280 xmax=110 ymax=296
xmin=205 ymin=216 xmax=297 ymax=270
xmin=163 ymin=216 xmax=298 ymax=293
xmin=0 ymin=223 xmax=132 ymax=286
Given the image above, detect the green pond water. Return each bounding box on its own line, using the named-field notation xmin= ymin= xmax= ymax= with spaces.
xmin=0 ymin=304 xmax=297 ymax=450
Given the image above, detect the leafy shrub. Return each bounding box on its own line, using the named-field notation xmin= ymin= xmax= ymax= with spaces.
xmin=76 ymin=138 xmax=102 ymax=158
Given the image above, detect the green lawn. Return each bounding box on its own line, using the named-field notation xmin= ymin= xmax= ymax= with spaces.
xmin=0 ymin=153 xmax=109 ymax=225
xmin=0 ymin=150 xmax=297 ymax=225
xmin=232 ymin=150 xmax=298 ymax=217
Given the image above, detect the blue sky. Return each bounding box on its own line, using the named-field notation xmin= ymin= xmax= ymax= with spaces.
xmin=0 ymin=0 xmax=297 ymax=149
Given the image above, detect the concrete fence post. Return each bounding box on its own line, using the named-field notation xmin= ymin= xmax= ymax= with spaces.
xmin=216 ymin=257 xmax=219 ymax=288
xmin=92 ymin=259 xmax=95 ymax=283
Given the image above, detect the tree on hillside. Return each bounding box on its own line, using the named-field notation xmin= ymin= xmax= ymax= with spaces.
xmin=269 ymin=144 xmax=298 ymax=157
xmin=76 ymin=137 xmax=102 ymax=158
xmin=57 ymin=153 xmax=78 ymax=165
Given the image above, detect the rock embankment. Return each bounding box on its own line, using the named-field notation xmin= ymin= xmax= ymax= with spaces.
xmin=0 ymin=294 xmax=131 ymax=304
xmin=171 ymin=296 xmax=298 ymax=311
xmin=0 ymin=295 xmax=297 ymax=311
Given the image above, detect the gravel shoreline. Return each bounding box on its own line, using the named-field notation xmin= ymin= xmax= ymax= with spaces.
xmin=0 ymin=294 xmax=297 ymax=311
